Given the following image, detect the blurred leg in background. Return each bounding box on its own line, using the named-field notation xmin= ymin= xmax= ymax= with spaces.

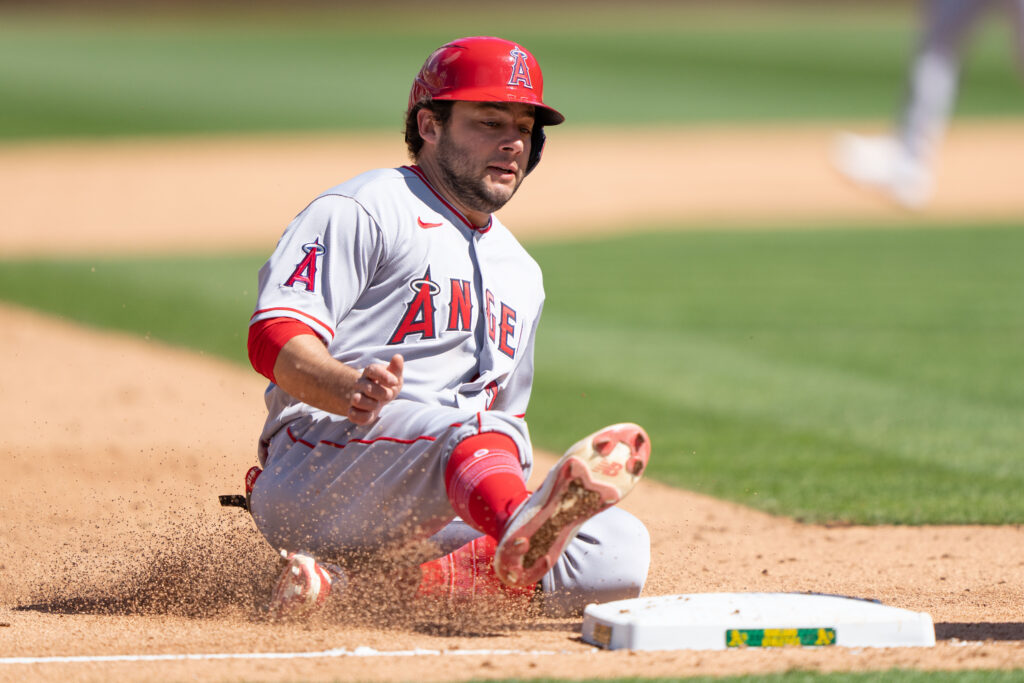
xmin=834 ymin=0 xmax=1024 ymax=208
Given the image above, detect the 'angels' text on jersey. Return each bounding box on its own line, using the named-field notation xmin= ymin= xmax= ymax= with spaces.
xmin=388 ymin=268 xmax=520 ymax=359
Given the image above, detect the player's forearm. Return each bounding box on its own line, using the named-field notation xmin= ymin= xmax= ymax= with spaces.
xmin=272 ymin=335 xmax=362 ymax=416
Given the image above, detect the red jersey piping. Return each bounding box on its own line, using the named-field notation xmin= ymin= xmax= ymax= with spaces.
xmin=287 ymin=422 xmax=466 ymax=451
xmin=251 ymin=307 xmax=334 ymax=340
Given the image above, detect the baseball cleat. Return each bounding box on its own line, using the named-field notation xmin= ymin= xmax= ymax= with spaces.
xmin=494 ymin=423 xmax=650 ymax=588
xmin=268 ymin=550 xmax=344 ymax=620
xmin=832 ymin=132 xmax=932 ymax=209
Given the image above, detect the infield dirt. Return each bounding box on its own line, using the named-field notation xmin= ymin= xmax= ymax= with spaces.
xmin=1 ymin=122 xmax=1023 ymax=681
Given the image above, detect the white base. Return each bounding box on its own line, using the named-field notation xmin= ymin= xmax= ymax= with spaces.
xmin=581 ymin=593 xmax=935 ymax=651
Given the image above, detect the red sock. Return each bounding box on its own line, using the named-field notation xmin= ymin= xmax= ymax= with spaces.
xmin=417 ymin=535 xmax=536 ymax=604
xmin=444 ymin=432 xmax=529 ymax=539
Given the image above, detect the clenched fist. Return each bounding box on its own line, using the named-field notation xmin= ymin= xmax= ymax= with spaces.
xmin=347 ymin=355 xmax=404 ymax=425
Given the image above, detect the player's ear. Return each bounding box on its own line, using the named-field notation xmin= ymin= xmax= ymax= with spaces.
xmin=417 ymin=107 xmax=442 ymax=145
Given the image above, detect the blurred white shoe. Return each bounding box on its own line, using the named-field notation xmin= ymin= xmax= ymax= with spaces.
xmin=833 ymin=132 xmax=932 ymax=209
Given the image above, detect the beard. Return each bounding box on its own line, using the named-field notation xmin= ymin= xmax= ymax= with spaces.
xmin=435 ymin=131 xmax=523 ymax=215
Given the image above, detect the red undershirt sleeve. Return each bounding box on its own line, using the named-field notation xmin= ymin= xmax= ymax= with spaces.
xmin=247 ymin=317 xmax=320 ymax=383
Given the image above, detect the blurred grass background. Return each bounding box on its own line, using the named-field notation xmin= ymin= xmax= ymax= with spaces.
xmin=1 ymin=1 xmax=1023 ymax=524
xmin=1 ymin=1 xmax=1023 ymax=138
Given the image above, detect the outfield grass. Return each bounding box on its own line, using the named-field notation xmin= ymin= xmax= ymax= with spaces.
xmin=3 ymin=223 xmax=1021 ymax=525
xmin=0 ymin=253 xmax=259 ymax=360
xmin=527 ymin=224 xmax=1024 ymax=524
xmin=474 ymin=673 xmax=1024 ymax=683
xmin=1 ymin=3 xmax=1022 ymax=138
xmin=472 ymin=672 xmax=1024 ymax=683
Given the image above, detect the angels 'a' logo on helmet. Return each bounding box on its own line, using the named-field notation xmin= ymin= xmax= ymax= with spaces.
xmin=507 ymin=47 xmax=533 ymax=89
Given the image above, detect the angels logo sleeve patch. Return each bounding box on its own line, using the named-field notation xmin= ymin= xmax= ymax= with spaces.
xmin=283 ymin=238 xmax=326 ymax=293
xmin=252 ymin=195 xmax=385 ymax=342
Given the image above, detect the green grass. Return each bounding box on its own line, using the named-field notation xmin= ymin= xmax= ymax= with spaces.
xmin=471 ymin=673 xmax=1024 ymax=683
xmin=0 ymin=253 xmax=262 ymax=361
xmin=527 ymin=224 xmax=1024 ymax=524
xmin=1 ymin=3 xmax=1022 ymax=139
xmin=2 ymin=223 xmax=1023 ymax=525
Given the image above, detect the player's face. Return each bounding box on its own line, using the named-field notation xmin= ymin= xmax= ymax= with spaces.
xmin=434 ymin=102 xmax=535 ymax=216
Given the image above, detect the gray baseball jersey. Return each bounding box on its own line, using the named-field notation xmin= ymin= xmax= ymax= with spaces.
xmin=248 ymin=165 xmax=650 ymax=615
xmin=252 ymin=164 xmax=544 ymax=449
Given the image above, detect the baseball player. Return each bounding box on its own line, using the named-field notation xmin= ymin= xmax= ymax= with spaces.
xmin=834 ymin=0 xmax=1024 ymax=207
xmin=245 ymin=36 xmax=652 ymax=618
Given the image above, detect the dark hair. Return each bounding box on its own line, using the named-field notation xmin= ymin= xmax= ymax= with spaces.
xmin=404 ymin=99 xmax=455 ymax=160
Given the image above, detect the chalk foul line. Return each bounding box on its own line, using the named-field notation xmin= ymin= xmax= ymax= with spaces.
xmin=0 ymin=646 xmax=569 ymax=665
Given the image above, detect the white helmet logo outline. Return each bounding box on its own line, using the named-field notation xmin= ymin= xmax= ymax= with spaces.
xmin=507 ymin=46 xmax=534 ymax=89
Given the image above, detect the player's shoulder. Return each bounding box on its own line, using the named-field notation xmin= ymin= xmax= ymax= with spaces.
xmin=313 ymin=168 xmax=407 ymax=205
xmin=487 ymin=215 xmax=528 ymax=250
xmin=486 ymin=216 xmax=543 ymax=273
xmin=286 ymin=168 xmax=410 ymax=230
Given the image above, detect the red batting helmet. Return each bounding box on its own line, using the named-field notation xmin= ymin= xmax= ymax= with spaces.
xmin=408 ymin=36 xmax=564 ymax=173
xmin=409 ymin=36 xmax=564 ymax=126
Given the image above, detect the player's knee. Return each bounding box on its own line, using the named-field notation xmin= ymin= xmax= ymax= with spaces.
xmin=588 ymin=507 xmax=651 ymax=598
xmin=538 ymin=507 xmax=651 ymax=617
xmin=444 ymin=412 xmax=532 ymax=470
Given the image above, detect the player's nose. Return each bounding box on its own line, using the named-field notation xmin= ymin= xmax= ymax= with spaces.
xmin=500 ymin=139 xmax=524 ymax=157
xmin=499 ymin=130 xmax=526 ymax=155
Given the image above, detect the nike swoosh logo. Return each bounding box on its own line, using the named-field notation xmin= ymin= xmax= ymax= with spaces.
xmin=417 ymin=217 xmax=444 ymax=229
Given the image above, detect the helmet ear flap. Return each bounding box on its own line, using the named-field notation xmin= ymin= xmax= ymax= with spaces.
xmin=526 ymin=126 xmax=546 ymax=175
